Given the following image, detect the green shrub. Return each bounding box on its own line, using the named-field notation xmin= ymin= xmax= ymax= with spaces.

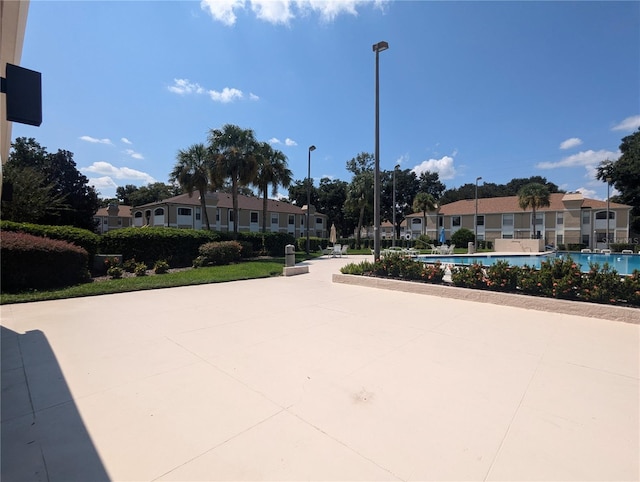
xmin=420 ymin=262 xmax=445 ymax=283
xmin=451 ymin=263 xmax=485 ymax=289
xmin=197 ymin=241 xmax=242 ymax=266
xmin=414 ymin=235 xmax=431 ymax=249
xmin=340 ymin=261 xmax=375 ymax=275
xmin=296 ymin=236 xmax=323 ymax=252
xmin=134 ymin=262 xmax=148 ymax=276
xmin=1 ymin=220 xmax=100 ymax=259
xmin=1 ymin=231 xmax=90 ymax=291
xmin=485 ymin=260 xmax=519 ymax=291
xmin=580 ymin=263 xmax=622 ymax=304
xmin=451 ymin=228 xmax=475 ymax=247
xmin=123 ymin=258 xmax=137 ymax=273
xmin=621 ymin=270 xmax=640 ymax=306
xmin=153 ymin=260 xmax=170 ymax=274
xmin=107 ymin=266 xmax=123 ymax=279
xmin=610 ymin=243 xmax=636 ymax=253
xmin=100 ymin=227 xmax=219 ymax=267
xmin=535 ymin=257 xmax=583 ymax=299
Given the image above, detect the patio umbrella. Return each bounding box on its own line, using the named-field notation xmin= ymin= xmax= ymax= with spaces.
xmin=329 ymin=223 xmax=337 ymax=245
xmin=439 ymin=227 xmax=446 ymax=244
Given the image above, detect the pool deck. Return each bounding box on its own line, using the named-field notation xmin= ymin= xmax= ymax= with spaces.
xmin=2 ymin=255 xmax=638 ymax=481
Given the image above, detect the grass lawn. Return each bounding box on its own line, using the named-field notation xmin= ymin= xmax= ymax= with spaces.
xmin=1 ymin=257 xmax=308 ymax=305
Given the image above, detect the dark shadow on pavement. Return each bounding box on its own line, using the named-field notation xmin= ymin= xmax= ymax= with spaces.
xmin=1 ymin=325 xmax=110 ymax=481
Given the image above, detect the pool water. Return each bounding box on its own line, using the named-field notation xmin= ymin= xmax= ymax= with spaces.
xmin=415 ymin=252 xmax=639 ymax=276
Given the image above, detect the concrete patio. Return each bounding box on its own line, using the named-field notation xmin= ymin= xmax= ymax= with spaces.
xmin=1 ymin=255 xmax=638 ymax=481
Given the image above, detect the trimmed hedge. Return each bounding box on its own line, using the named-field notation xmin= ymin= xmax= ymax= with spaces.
xmin=194 ymin=241 xmax=242 ymax=266
xmin=99 ymin=227 xmax=220 ymax=267
xmin=1 ymin=220 xmax=100 ymax=259
xmin=1 ymin=231 xmax=90 ymax=291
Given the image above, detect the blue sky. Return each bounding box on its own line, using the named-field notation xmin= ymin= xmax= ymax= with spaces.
xmin=13 ymin=1 xmax=640 ymax=202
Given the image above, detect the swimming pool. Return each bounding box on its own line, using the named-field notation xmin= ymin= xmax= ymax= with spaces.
xmin=415 ymin=252 xmax=640 ymax=276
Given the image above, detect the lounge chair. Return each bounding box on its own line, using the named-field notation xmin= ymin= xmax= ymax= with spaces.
xmin=581 ymin=248 xmax=591 ymax=253
xmin=340 ymin=245 xmax=348 ymax=256
xmin=601 ymin=248 xmax=611 ymax=254
xmin=429 ymin=244 xmax=438 ymax=254
xmin=331 ymin=244 xmax=342 ymax=257
xmin=622 ymin=249 xmax=633 ymax=254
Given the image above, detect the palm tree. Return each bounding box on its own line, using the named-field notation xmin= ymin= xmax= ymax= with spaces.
xmin=170 ymin=143 xmax=214 ymax=230
xmin=517 ymin=182 xmax=551 ymax=239
xmin=346 ymin=171 xmax=374 ymax=248
xmin=412 ymin=192 xmax=437 ymax=236
xmin=208 ymin=124 xmax=258 ymax=237
xmin=253 ymin=142 xmax=292 ymax=233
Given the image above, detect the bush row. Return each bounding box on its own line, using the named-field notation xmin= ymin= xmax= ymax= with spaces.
xmin=340 ymin=255 xmax=640 ymax=307
xmin=193 ymin=241 xmax=243 ymax=267
xmin=450 ymin=258 xmax=640 ymax=305
xmin=1 ymin=231 xmax=90 ymax=291
xmin=1 ymin=220 xmax=100 ymax=258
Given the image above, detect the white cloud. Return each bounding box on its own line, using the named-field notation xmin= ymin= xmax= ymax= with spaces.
xmin=269 ymin=137 xmax=281 ymax=144
xmin=575 ymin=187 xmax=598 ymax=199
xmin=80 ymin=136 xmax=112 ymax=145
xmin=201 ymin=0 xmax=387 ymax=25
xmin=394 ymin=154 xmax=409 ymax=168
xmin=251 ymin=0 xmax=293 ymax=24
xmin=168 ymin=78 xmax=205 ymax=95
xmin=208 ymin=87 xmax=243 ymax=103
xmin=559 ymin=137 xmax=583 ymax=150
xmin=612 ymin=115 xmax=640 ymax=132
xmin=412 ymin=155 xmax=456 ymax=180
xmin=249 ymin=92 xmax=260 ymax=101
xmin=200 ymin=0 xmax=244 ymax=26
xmin=284 ymin=138 xmax=297 ymax=146
xmin=535 ymin=149 xmax=619 ymax=169
xmin=89 ymin=176 xmax=118 ymax=192
xmin=83 ymin=161 xmax=156 ymax=183
xmin=121 ymin=137 xmax=132 ymax=145
xmin=124 ymin=149 xmax=144 ymax=160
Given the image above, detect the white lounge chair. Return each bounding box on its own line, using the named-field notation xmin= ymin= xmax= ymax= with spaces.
xmin=581 ymin=248 xmax=591 ymax=253
xmin=429 ymin=244 xmax=438 ymax=254
xmin=340 ymin=245 xmax=348 ymax=256
xmin=330 ymin=244 xmax=342 ymax=257
xmin=622 ymin=249 xmax=633 ymax=254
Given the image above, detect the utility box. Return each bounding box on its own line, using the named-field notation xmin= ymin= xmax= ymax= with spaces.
xmin=468 ymin=242 xmax=475 ymax=254
xmin=285 ymin=244 xmax=295 ymax=267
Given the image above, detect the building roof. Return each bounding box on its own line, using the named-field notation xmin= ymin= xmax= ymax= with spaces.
xmin=134 ymin=192 xmax=322 ymax=216
xmin=406 ymin=192 xmax=629 ymax=217
xmin=94 ymin=205 xmax=133 ymax=217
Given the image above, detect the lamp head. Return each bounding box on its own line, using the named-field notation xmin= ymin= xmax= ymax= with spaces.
xmin=372 ymin=41 xmax=389 ymax=52
xmin=309 ymin=145 xmax=316 ymax=152
xmin=476 ymin=176 xmax=483 ymax=182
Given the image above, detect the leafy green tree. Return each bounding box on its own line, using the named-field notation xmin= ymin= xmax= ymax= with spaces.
xmin=317 ymin=177 xmax=349 ymax=238
xmin=412 ymin=192 xmax=437 ymax=236
xmin=116 ymin=182 xmax=179 ymax=206
xmin=4 ymin=137 xmax=99 ymax=230
xmin=451 ymin=227 xmax=475 ymax=247
xmin=170 ymin=143 xmax=215 ymax=230
xmin=253 ymin=142 xmax=292 ymax=233
xmin=417 ymin=171 xmax=446 ymax=199
xmin=208 ymin=124 xmax=258 ymax=237
xmin=380 ymin=168 xmax=419 ymax=240
xmin=597 ymin=128 xmax=640 ymax=234
xmin=517 ymin=182 xmax=551 ymax=238
xmin=345 ymin=152 xmax=374 ymax=247
xmin=286 ymin=179 xmax=318 ymax=208
xmin=1 ymin=164 xmax=66 ymax=222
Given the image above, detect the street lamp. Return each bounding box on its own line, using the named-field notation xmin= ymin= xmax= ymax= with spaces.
xmin=392 ymin=164 xmax=399 ymax=247
xmin=475 ymin=176 xmax=482 ymax=249
xmin=606 ymin=177 xmax=612 ymax=250
xmin=373 ymin=40 xmax=389 ymax=261
xmin=306 ymin=145 xmax=316 ymax=255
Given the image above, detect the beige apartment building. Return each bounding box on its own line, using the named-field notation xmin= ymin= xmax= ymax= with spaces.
xmin=404 ymin=192 xmax=630 ymax=250
xmin=130 ymin=192 xmax=327 ymax=238
xmin=93 ymin=204 xmax=133 ymax=234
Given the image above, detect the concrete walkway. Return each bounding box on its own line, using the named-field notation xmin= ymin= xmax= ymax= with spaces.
xmin=2 ymin=256 xmax=638 ymax=481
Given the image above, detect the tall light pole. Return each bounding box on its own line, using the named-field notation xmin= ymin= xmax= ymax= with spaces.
xmin=306 ymin=145 xmax=316 ymax=255
xmin=606 ymin=177 xmax=611 ymax=250
xmin=475 ymin=176 xmax=482 ymax=249
xmin=373 ymin=40 xmax=389 ymax=261
xmin=392 ymin=164 xmax=399 ymax=247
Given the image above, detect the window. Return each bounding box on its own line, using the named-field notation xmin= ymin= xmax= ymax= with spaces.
xmin=195 ymin=208 xmax=201 ymax=221
xmin=452 ymin=216 xmax=461 ymax=227
xmin=595 ymin=211 xmax=615 ymax=220
xmin=288 ymin=215 xmax=294 ymax=225
xmin=301 ymin=217 xmax=304 ymax=226
xmin=557 ymin=212 xmax=563 ymax=225
xmin=178 ymin=208 xmax=191 ymax=216
xmin=556 ymin=234 xmax=563 ymax=245
xmin=134 ymin=212 xmax=142 ymax=218
xmin=582 ymin=211 xmax=590 ymax=225
xmin=581 ymin=234 xmax=590 ymax=245
xmin=229 ymin=210 xmax=235 ymax=222
xmin=438 ymin=216 xmax=443 ymax=227
xmin=154 ymin=208 xmax=164 ymax=216
xmin=272 ymin=214 xmax=279 ymax=224
xmin=503 ymin=214 xmax=513 ymax=226
xmin=534 ymin=213 xmax=543 ymax=225
xmin=316 ymin=217 xmax=322 ymax=224
xmin=412 ymin=218 xmax=421 ymax=225
xmin=103 ymin=219 xmax=108 ymax=224
xmin=250 ymin=212 xmax=259 ymax=223
xmin=476 ymin=215 xmax=484 ymax=226
xmin=216 ymin=209 xmax=220 ymax=222
xmin=503 ymin=234 xmax=513 ymax=239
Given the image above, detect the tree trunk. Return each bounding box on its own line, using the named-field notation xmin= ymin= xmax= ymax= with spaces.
xmin=262 ymin=189 xmax=268 ymax=234
xmin=199 ymin=189 xmax=210 ymax=230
